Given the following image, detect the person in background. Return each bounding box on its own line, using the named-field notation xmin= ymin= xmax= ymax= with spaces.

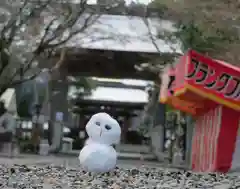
xmin=0 ymin=101 xmax=17 ymax=156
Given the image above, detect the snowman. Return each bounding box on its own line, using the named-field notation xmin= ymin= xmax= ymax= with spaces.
xmin=79 ymin=112 xmax=121 ymax=173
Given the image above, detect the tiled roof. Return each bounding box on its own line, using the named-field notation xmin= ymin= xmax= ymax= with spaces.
xmin=66 ymin=14 xmax=181 ymax=53
xmin=69 ymin=86 xmax=148 ymax=103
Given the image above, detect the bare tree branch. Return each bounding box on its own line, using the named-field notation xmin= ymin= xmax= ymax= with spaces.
xmin=142 ymin=17 xmax=162 ymax=54
xmin=138 ymin=8 xmax=181 ymax=77
xmin=0 ymin=0 xmax=104 ymax=96
xmin=0 ymin=0 xmax=136 ymax=97
xmin=11 ymin=47 xmax=67 ymax=86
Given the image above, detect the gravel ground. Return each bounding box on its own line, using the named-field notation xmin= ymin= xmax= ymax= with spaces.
xmin=0 ymin=156 xmax=239 ymax=189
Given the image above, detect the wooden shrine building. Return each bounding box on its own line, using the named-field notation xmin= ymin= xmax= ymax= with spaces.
xmin=59 ymin=14 xmax=180 ymax=80
xmin=46 ymin=13 xmax=180 ymax=151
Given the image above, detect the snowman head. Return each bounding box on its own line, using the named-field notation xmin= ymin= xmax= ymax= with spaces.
xmin=86 ymin=112 xmax=121 ymax=145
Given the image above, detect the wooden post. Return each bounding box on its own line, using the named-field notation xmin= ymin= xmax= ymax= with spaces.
xmin=121 ymin=115 xmax=131 ymax=143
xmin=185 ymin=115 xmax=194 ymax=168
xmin=49 ymin=77 xmax=68 ymax=153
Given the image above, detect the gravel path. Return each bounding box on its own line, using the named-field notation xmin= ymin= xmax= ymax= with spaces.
xmin=0 ymin=156 xmax=239 ymax=189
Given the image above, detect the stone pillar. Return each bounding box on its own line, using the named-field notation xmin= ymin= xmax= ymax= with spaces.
xmin=49 ymin=77 xmax=68 ymax=153
xmin=153 ymin=103 xmax=166 ymax=127
xmin=185 ymin=115 xmax=194 ymax=168
xmin=152 ymin=103 xmax=166 ymax=151
xmin=150 ymin=103 xmax=166 ymax=161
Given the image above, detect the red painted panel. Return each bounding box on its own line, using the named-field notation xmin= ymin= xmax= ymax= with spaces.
xmin=186 ymin=50 xmax=240 ymax=108
xmin=216 ymin=107 xmax=240 ymax=172
xmin=174 ymin=53 xmax=189 ymax=90
xmin=159 ymin=65 xmax=200 ymax=115
xmin=191 ymin=106 xmax=240 ymax=173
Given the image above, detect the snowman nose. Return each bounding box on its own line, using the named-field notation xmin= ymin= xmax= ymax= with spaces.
xmin=100 ymin=128 xmax=102 ymax=136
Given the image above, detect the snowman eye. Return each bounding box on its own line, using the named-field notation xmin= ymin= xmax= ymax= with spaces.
xmin=95 ymin=121 xmax=101 ymax=126
xmin=105 ymin=124 xmax=111 ymax=130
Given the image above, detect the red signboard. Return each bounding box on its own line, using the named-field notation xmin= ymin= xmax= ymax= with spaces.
xmin=159 ymin=65 xmax=202 ymax=115
xmin=174 ymin=50 xmax=240 ymax=111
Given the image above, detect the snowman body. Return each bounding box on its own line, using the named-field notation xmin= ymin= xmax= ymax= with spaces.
xmin=79 ymin=112 xmax=121 ymax=173
xmin=79 ymin=142 xmax=117 ymax=173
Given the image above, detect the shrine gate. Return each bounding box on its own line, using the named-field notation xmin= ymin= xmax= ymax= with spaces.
xmin=160 ymin=50 xmax=240 ymax=173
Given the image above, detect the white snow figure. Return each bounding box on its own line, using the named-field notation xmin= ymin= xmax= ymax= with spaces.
xmin=79 ymin=112 xmax=121 ymax=173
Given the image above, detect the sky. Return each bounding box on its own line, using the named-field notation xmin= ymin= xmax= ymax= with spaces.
xmin=87 ymin=0 xmax=152 ymax=5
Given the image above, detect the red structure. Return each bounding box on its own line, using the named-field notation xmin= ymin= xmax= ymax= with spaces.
xmin=160 ymin=50 xmax=240 ymax=172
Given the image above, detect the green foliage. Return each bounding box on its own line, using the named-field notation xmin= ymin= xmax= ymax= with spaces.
xmin=148 ymin=0 xmax=169 ymax=16
xmin=149 ymin=0 xmax=240 ymax=62
xmin=156 ymin=16 xmax=233 ymax=57
xmin=15 ymin=76 xmax=96 ymax=118
xmin=156 ymin=17 xmax=232 ymax=56
xmin=70 ymin=76 xmax=97 ymax=98
xmin=174 ymin=21 xmax=227 ymax=54
xmin=17 ymin=92 xmax=33 ymax=117
xmin=166 ymin=104 xmax=173 ymax=112
xmin=15 ymin=80 xmax=47 ymax=118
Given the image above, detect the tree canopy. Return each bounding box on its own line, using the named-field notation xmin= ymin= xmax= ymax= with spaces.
xmin=149 ymin=0 xmax=240 ymax=65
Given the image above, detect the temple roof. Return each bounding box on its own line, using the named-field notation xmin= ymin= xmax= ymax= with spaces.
xmin=69 ymin=85 xmax=148 ymax=104
xmin=83 ymin=86 xmax=148 ymax=103
xmin=68 ymin=78 xmax=151 ymax=104
xmin=67 ymin=14 xmax=181 ymax=53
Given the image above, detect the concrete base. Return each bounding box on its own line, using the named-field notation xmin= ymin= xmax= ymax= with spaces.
xmin=60 ymin=150 xmax=158 ymax=161
xmin=50 ymin=122 xmax=63 ymax=152
xmin=116 ymin=144 xmax=151 ymax=154
xmin=0 ymin=143 xmax=13 ymax=157
xmin=118 ymin=152 xmax=156 ymax=161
